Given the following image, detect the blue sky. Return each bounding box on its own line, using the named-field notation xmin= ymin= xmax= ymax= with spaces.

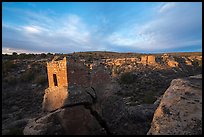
xmin=2 ymin=2 xmax=202 ymax=54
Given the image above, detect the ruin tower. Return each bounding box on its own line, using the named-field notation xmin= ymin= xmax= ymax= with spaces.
xmin=141 ymin=56 xmax=148 ymax=64
xmin=47 ymin=57 xmax=68 ymax=88
xmin=140 ymin=55 xmax=156 ymax=65
xmin=147 ymin=55 xmax=156 ymax=64
xmin=42 ymin=57 xmax=68 ymax=112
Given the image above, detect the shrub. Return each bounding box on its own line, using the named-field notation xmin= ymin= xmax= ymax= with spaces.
xmin=12 ymin=52 xmax=18 ymax=56
xmin=2 ymin=61 xmax=17 ymax=71
xmin=18 ymin=53 xmax=36 ymax=59
xmin=120 ymin=72 xmax=136 ymax=84
xmin=33 ymin=64 xmax=42 ymax=73
xmin=18 ymin=53 xmax=27 ymax=59
xmin=47 ymin=53 xmax=53 ymax=56
xmin=2 ymin=60 xmax=17 ymax=78
xmin=20 ymin=70 xmax=35 ymax=82
xmin=197 ymin=60 xmax=202 ymax=67
xmin=40 ymin=53 xmax=47 ymax=58
xmin=5 ymin=75 xmax=17 ymax=85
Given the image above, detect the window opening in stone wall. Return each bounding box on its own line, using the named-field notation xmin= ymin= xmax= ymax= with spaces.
xmin=53 ymin=74 xmax=58 ymax=86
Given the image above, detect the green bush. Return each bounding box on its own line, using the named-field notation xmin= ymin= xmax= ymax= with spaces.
xmin=2 ymin=61 xmax=17 ymax=72
xmin=20 ymin=70 xmax=35 ymax=82
xmin=197 ymin=60 xmax=202 ymax=67
xmin=5 ymin=75 xmax=17 ymax=85
xmin=120 ymin=72 xmax=136 ymax=84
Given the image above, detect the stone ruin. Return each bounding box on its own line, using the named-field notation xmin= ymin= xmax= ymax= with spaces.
xmin=140 ymin=54 xmax=181 ymax=68
xmin=162 ymin=54 xmax=179 ymax=67
xmin=42 ymin=56 xmax=111 ymax=112
xmin=47 ymin=57 xmax=68 ymax=88
xmin=42 ymin=54 xmax=197 ymax=112
xmin=42 ymin=57 xmax=68 ymax=112
xmin=140 ymin=55 xmax=156 ymax=65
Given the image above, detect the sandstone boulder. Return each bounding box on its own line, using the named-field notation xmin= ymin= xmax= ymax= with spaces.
xmin=167 ymin=60 xmax=179 ymax=67
xmin=23 ymin=110 xmax=64 ymax=135
xmin=147 ymin=74 xmax=202 ymax=135
xmin=63 ymin=87 xmax=95 ymax=107
xmin=57 ymin=106 xmax=106 ymax=135
xmin=185 ymin=60 xmax=192 ymax=65
xmin=188 ymin=56 xmax=202 ymax=61
xmin=182 ymin=57 xmax=192 ymax=66
xmin=24 ymin=104 xmax=106 ymax=135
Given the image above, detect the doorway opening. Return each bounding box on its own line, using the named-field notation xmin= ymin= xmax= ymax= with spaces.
xmin=53 ymin=74 xmax=58 ymax=86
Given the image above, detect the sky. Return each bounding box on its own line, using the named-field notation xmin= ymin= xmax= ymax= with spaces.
xmin=2 ymin=2 xmax=202 ymax=54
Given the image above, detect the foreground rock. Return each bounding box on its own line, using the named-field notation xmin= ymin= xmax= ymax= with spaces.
xmin=147 ymin=74 xmax=202 ymax=135
xmin=23 ymin=106 xmax=106 ymax=135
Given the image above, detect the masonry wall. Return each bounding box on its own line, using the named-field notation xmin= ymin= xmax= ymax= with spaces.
xmin=47 ymin=57 xmax=68 ymax=88
xmin=141 ymin=55 xmax=156 ymax=65
xmin=141 ymin=56 xmax=148 ymax=64
xmin=147 ymin=55 xmax=156 ymax=64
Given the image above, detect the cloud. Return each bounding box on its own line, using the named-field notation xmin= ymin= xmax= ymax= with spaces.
xmin=2 ymin=10 xmax=103 ymax=53
xmin=158 ymin=2 xmax=176 ymax=13
xmin=2 ymin=3 xmax=202 ymax=54
xmin=2 ymin=47 xmax=42 ymax=54
xmin=23 ymin=26 xmax=43 ymax=33
xmin=106 ymin=2 xmax=202 ymax=52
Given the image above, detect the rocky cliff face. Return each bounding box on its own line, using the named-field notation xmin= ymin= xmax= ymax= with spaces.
xmin=23 ymin=79 xmax=157 ymax=135
xmin=147 ymin=74 xmax=202 ymax=135
xmin=24 ymin=74 xmax=202 ymax=135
